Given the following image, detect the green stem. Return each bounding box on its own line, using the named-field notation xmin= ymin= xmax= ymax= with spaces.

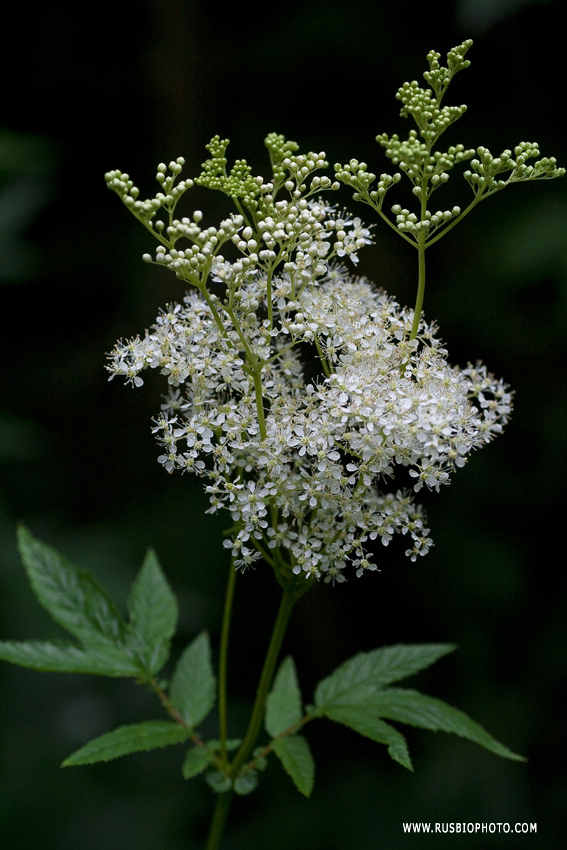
xmin=205 ymin=789 xmax=234 ymax=850
xmin=203 ymin=583 xmax=300 ymax=850
xmin=409 ymin=232 xmax=426 ymax=341
xmin=314 ymin=337 xmax=332 ymax=377
xmin=220 ymin=303 xmax=268 ymax=443
xmin=252 ymin=368 xmax=268 ymax=441
xmin=370 ymin=196 xmax=417 ymax=247
xmin=266 ymin=266 xmax=274 ymax=329
xmin=229 ymin=585 xmax=297 ymax=778
xmin=218 ymin=559 xmax=237 ymax=766
xmin=200 ymin=283 xmax=230 ymax=338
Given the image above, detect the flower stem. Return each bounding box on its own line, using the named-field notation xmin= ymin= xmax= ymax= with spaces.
xmin=203 ymin=583 xmax=299 ymax=850
xmin=229 ymin=585 xmax=297 ymax=778
xmin=218 ymin=558 xmax=237 ymax=766
xmin=409 ymin=232 xmax=426 ymax=341
xmin=205 ymin=789 xmax=234 ymax=850
xmin=252 ymin=367 xmax=268 ymax=440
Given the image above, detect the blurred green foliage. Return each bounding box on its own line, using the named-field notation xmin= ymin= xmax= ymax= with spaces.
xmin=1 ymin=1 xmax=565 ymax=847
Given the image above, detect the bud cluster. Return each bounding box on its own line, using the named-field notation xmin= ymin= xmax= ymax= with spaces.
xmin=335 ymin=40 xmax=564 ymax=249
xmin=464 ymin=143 xmax=564 ymax=197
xmin=392 ymin=204 xmax=461 ymax=235
xmin=105 ymin=158 xmax=193 ymax=231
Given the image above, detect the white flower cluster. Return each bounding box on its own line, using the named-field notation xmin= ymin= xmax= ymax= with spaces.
xmin=107 ymin=265 xmax=512 ymax=583
xmin=105 ymin=42 xmax=561 ymax=587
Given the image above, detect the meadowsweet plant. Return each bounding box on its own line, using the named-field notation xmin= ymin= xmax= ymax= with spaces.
xmin=1 ymin=40 xmax=563 ymax=849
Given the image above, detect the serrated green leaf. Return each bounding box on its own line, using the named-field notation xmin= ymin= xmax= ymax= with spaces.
xmin=324 ymin=704 xmax=412 ymax=770
xmin=0 ymin=639 xmax=141 ymax=676
xmin=265 ymin=656 xmax=303 ymax=737
xmin=182 ymin=746 xmax=214 ymax=779
xmin=126 ymin=549 xmax=177 ymax=675
xmin=234 ymin=770 xmax=259 ymax=796
xmin=170 ymin=632 xmax=216 ymax=728
xmin=366 ymin=688 xmax=525 ymax=761
xmin=272 ymin=735 xmax=314 ymax=797
xmin=62 ymin=721 xmax=192 ymax=766
xmin=314 ymin=644 xmax=456 ymax=709
xmin=128 ymin=549 xmax=177 ymax=644
xmin=17 ymin=525 xmax=126 ymax=650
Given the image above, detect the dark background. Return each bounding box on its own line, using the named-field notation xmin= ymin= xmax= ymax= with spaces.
xmin=1 ymin=1 xmax=565 ymax=847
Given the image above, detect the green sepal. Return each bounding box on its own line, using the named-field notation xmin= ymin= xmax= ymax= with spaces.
xmin=17 ymin=525 xmax=127 ymax=650
xmin=366 ymin=688 xmax=525 ymax=761
xmin=265 ymin=655 xmax=303 ymax=737
xmin=126 ymin=549 xmax=177 ymax=675
xmin=62 ymin=721 xmax=192 ymax=767
xmin=169 ymin=632 xmax=216 ymax=728
xmin=323 ymin=704 xmax=412 ymax=770
xmin=314 ymin=643 xmax=456 ymax=709
xmin=272 ymin=735 xmax=314 ymax=797
xmin=0 ymin=639 xmax=140 ymax=676
xmin=182 ymin=746 xmax=214 ymax=779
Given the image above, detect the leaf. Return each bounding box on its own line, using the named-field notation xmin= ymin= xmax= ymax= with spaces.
xmin=366 ymin=688 xmax=525 ymax=761
xmin=314 ymin=644 xmax=456 ymax=709
xmin=62 ymin=721 xmax=192 ymax=766
xmin=126 ymin=549 xmax=177 ymax=675
xmin=323 ymin=704 xmax=412 ymax=770
xmin=128 ymin=549 xmax=177 ymax=644
xmin=272 ymin=735 xmax=314 ymax=797
xmin=0 ymin=640 xmax=141 ymax=676
xmin=170 ymin=632 xmax=216 ymax=728
xmin=17 ymin=525 xmax=126 ymax=650
xmin=234 ymin=771 xmax=259 ymax=796
xmin=182 ymin=746 xmax=214 ymax=779
xmin=265 ymin=656 xmax=303 ymax=737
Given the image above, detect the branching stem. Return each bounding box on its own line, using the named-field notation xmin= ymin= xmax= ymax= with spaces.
xmin=204 ymin=584 xmax=300 ymax=850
